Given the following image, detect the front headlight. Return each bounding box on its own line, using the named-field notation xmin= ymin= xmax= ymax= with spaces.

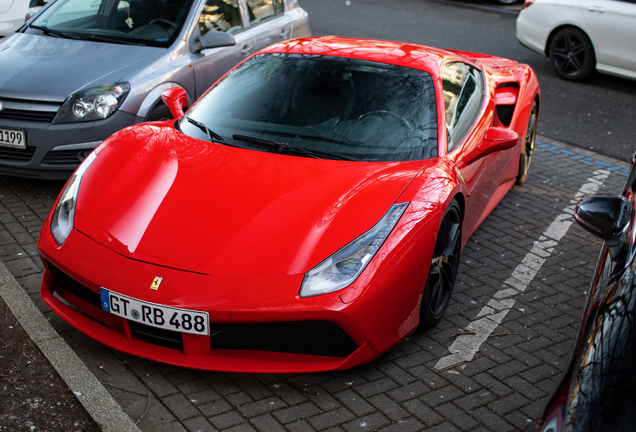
xmin=53 ymin=82 xmax=130 ymax=124
xmin=50 ymin=151 xmax=97 ymax=246
xmin=300 ymin=203 xmax=409 ymax=298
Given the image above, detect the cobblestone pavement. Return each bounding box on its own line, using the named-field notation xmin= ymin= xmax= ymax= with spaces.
xmin=0 ymin=136 xmax=631 ymax=432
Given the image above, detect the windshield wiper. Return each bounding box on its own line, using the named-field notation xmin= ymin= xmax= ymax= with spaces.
xmin=231 ymin=134 xmax=359 ymax=161
xmin=29 ymin=24 xmax=142 ymax=45
xmin=81 ymin=34 xmax=143 ymax=45
xmin=29 ymin=24 xmax=81 ymax=40
xmin=187 ymin=117 xmax=225 ymax=143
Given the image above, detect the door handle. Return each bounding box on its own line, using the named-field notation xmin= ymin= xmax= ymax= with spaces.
xmin=280 ymin=28 xmax=290 ymax=38
xmin=241 ymin=44 xmax=253 ymax=55
xmin=588 ymin=5 xmax=605 ymax=12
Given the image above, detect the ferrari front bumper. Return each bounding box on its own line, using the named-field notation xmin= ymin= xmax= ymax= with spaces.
xmin=40 ymin=267 xmax=377 ymax=373
xmin=37 ymin=227 xmax=398 ymax=373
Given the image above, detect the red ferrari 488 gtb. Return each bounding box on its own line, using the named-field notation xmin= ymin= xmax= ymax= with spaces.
xmin=38 ymin=36 xmax=540 ymax=373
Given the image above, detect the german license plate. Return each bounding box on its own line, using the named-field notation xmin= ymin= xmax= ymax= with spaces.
xmin=100 ymin=288 xmax=210 ymax=336
xmin=0 ymin=128 xmax=26 ymax=149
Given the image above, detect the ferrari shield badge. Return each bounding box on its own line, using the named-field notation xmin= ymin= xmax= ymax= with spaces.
xmin=150 ymin=276 xmax=163 ymax=291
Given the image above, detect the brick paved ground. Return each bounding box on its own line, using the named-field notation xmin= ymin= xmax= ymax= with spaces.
xmin=0 ymin=136 xmax=630 ymax=431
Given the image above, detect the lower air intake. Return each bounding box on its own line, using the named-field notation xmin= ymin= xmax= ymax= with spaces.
xmin=129 ymin=322 xmax=184 ymax=351
xmin=210 ymin=321 xmax=358 ymax=357
xmin=47 ymin=262 xmax=101 ymax=308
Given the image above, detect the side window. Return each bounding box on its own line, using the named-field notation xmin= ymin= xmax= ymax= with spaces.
xmin=198 ymin=0 xmax=243 ymax=35
xmin=441 ymin=62 xmax=484 ymax=151
xmin=245 ymin=0 xmax=283 ymax=24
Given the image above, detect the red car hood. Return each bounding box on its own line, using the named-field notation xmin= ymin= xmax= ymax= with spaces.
xmin=75 ymin=124 xmax=429 ymax=275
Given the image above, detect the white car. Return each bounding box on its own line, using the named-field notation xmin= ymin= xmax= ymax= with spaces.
xmin=0 ymin=0 xmax=43 ymax=36
xmin=517 ymin=0 xmax=636 ymax=81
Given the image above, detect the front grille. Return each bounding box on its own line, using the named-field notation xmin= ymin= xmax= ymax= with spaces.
xmin=42 ymin=149 xmax=84 ymax=165
xmin=46 ymin=261 xmax=358 ymax=358
xmin=47 ymin=262 xmax=101 ymax=308
xmin=210 ymin=321 xmax=358 ymax=357
xmin=0 ymin=146 xmax=36 ymax=162
xmin=129 ymin=322 xmax=184 ymax=351
xmin=0 ymin=109 xmax=56 ymax=123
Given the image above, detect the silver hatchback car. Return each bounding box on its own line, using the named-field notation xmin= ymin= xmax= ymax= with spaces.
xmin=0 ymin=0 xmax=310 ymax=179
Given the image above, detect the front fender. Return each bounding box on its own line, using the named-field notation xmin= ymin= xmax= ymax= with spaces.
xmin=135 ymin=82 xmax=193 ymax=120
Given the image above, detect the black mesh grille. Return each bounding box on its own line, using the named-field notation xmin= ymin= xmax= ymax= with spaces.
xmin=47 ymin=262 xmax=101 ymax=308
xmin=210 ymin=321 xmax=358 ymax=357
xmin=129 ymin=322 xmax=184 ymax=350
xmin=43 ymin=149 xmax=84 ymax=165
xmin=496 ymin=105 xmax=515 ymax=127
xmin=0 ymin=109 xmax=56 ymax=122
xmin=0 ymin=146 xmax=36 ymax=162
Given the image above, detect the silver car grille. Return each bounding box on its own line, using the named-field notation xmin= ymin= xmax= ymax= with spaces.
xmin=0 ymin=98 xmax=61 ymax=123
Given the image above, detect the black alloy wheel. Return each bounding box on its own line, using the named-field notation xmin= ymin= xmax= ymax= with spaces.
xmin=549 ymin=27 xmax=595 ymax=81
xmin=420 ymin=200 xmax=462 ymax=330
xmin=146 ymin=102 xmax=174 ymax=122
xmin=516 ymin=101 xmax=538 ymax=185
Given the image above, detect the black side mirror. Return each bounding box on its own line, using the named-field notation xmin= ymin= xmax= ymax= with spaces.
xmin=191 ymin=31 xmax=236 ymax=53
xmin=574 ymin=195 xmax=631 ymax=261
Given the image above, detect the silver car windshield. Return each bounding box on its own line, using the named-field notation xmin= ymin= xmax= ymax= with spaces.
xmin=182 ymin=54 xmax=439 ymax=162
xmin=29 ymin=0 xmax=195 ymax=47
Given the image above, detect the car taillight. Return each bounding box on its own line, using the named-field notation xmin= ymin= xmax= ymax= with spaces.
xmin=523 ymin=0 xmax=535 ymax=8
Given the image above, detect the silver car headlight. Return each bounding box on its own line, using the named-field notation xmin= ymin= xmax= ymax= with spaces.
xmin=53 ymin=82 xmax=130 ymax=124
xmin=300 ymin=202 xmax=409 ymax=298
xmin=50 ymin=151 xmax=97 ymax=246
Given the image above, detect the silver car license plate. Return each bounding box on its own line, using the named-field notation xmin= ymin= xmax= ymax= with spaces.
xmin=100 ymin=288 xmax=210 ymax=336
xmin=0 ymin=128 xmax=26 ymax=149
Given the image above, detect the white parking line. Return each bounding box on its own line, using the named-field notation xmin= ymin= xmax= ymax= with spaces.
xmin=435 ymin=169 xmax=611 ymax=370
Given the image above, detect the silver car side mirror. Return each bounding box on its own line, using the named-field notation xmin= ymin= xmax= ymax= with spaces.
xmin=191 ymin=31 xmax=236 ymax=53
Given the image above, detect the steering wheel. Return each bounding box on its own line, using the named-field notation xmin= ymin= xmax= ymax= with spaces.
xmin=358 ymin=110 xmax=411 ymax=129
xmin=149 ymin=19 xmax=177 ymax=31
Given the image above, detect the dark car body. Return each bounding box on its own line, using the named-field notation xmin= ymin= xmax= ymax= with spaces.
xmin=539 ymin=154 xmax=636 ymax=431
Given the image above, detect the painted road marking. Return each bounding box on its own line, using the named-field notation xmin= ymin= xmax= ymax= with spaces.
xmin=435 ymin=169 xmax=611 ymax=370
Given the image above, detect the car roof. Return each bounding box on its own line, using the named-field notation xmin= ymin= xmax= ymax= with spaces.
xmin=259 ymin=36 xmax=468 ymax=79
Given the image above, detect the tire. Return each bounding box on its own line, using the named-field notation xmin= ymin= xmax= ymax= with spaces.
xmin=420 ymin=200 xmax=462 ymax=330
xmin=516 ymin=101 xmax=538 ymax=185
xmin=146 ymin=102 xmax=174 ymax=122
xmin=493 ymin=0 xmax=520 ymax=4
xmin=549 ymin=27 xmax=595 ymax=81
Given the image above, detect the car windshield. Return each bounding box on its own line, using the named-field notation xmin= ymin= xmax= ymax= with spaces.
xmin=182 ymin=54 xmax=439 ymax=162
xmin=29 ymin=0 xmax=195 ymax=48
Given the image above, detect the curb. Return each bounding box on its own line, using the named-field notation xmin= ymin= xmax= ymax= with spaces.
xmin=431 ymin=0 xmax=522 ymax=16
xmin=0 ymin=260 xmax=141 ymax=432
